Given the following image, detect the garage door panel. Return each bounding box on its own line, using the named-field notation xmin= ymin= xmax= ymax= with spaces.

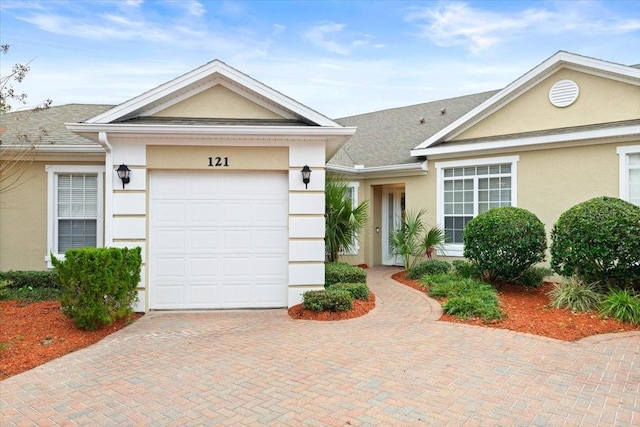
xmin=154 ymin=202 xmax=185 ymax=224
xmin=153 ymin=230 xmax=186 ymax=252
xmin=254 ymin=229 xmax=288 ymax=251
xmin=188 ymin=285 xmax=219 ymax=305
xmin=189 ymin=257 xmax=218 ymax=278
xmin=154 ymin=284 xmax=186 ymax=306
xmin=154 ymin=257 xmax=186 ymax=278
xmin=189 ymin=230 xmax=219 ymax=252
xmin=189 ymin=201 xmax=219 ymax=224
xmin=253 ymin=201 xmax=288 ymax=225
xmin=154 ymin=175 xmax=186 ymax=197
xmin=150 ymin=171 xmax=288 ymax=309
xmin=221 ymin=230 xmax=253 ymax=251
xmin=188 ymin=175 xmax=219 ymax=196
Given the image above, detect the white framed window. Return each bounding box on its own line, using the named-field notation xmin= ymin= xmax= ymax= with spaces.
xmin=617 ymin=146 xmax=640 ymax=207
xmin=436 ymin=156 xmax=519 ymax=257
xmin=342 ymin=181 xmax=360 ymax=255
xmin=46 ymin=165 xmax=104 ymax=267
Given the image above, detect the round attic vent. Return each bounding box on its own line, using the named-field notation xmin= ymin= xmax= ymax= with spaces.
xmin=548 ymin=79 xmax=579 ymax=107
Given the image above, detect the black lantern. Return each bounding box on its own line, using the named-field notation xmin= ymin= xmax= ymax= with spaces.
xmin=116 ymin=164 xmax=131 ymax=189
xmin=301 ymin=165 xmax=311 ymax=189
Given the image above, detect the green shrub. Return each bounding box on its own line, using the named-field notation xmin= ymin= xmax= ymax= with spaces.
xmin=327 ymin=282 xmax=370 ymax=301
xmin=451 ymin=260 xmax=480 ymax=279
xmin=421 ymin=273 xmax=503 ymax=322
xmin=463 ymin=206 xmax=547 ymax=283
xmin=324 ymin=262 xmax=366 ymax=287
xmin=52 ymin=247 xmax=142 ymax=330
xmin=547 ymin=277 xmax=602 ymax=312
xmin=550 ymin=197 xmax=640 ymax=290
xmin=406 ymin=260 xmax=452 ymax=280
xmin=600 ymin=289 xmax=640 ymax=325
xmin=2 ymin=286 xmax=61 ymax=302
xmin=518 ymin=266 xmax=554 ymax=288
xmin=0 ymin=270 xmax=58 ymax=289
xmin=0 ymin=280 xmax=7 ymax=299
xmin=442 ymin=296 xmax=503 ymax=322
xmin=302 ymin=289 xmax=353 ymax=312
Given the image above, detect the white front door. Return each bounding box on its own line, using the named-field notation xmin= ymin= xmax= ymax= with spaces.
xmin=149 ymin=171 xmax=288 ymax=309
xmin=382 ymin=186 xmax=405 ymax=266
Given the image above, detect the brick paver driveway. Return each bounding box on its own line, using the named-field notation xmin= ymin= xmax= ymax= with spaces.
xmin=1 ymin=267 xmax=639 ymax=426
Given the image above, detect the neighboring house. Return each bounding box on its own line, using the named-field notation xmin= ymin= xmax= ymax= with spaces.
xmin=332 ymin=51 xmax=640 ymax=268
xmin=1 ymin=51 xmax=638 ymax=311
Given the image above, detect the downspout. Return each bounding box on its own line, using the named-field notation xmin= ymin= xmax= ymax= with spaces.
xmin=98 ymin=132 xmax=113 ymax=247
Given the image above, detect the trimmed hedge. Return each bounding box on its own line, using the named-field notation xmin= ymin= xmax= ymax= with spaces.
xmin=551 ymin=197 xmax=640 ymax=289
xmin=325 ymin=262 xmax=366 ymax=287
xmin=406 ymin=260 xmax=452 ymax=280
xmin=463 ymin=206 xmax=547 ymax=283
xmin=302 ymin=289 xmax=353 ymax=312
xmin=53 ymin=247 xmax=142 ymax=330
xmin=0 ymin=270 xmax=58 ymax=289
xmin=327 ymin=282 xmax=370 ymax=301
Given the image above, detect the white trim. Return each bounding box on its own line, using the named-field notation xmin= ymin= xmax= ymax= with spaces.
xmin=84 ymin=60 xmax=341 ymax=128
xmin=411 ymin=124 xmax=640 ymax=157
xmin=412 ymin=51 xmax=640 ymax=152
xmin=617 ymin=145 xmax=640 ymax=204
xmin=66 ymin=122 xmax=356 ymax=136
xmin=435 ymin=156 xmax=519 ymax=257
xmin=45 ymin=165 xmax=105 ymax=268
xmin=327 ymin=162 xmax=426 ymax=175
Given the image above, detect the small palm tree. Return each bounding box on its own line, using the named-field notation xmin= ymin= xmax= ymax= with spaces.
xmin=325 ymin=176 xmax=369 ymax=262
xmin=389 ymin=209 xmax=446 ymax=271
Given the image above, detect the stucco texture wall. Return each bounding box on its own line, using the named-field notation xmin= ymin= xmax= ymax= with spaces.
xmin=454 ymin=69 xmax=640 ymax=141
xmin=0 ymin=160 xmax=103 ymax=271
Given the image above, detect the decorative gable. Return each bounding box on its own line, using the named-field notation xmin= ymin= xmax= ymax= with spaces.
xmin=452 ymin=68 xmax=640 ymax=141
xmin=411 ymin=51 xmax=640 ymax=158
xmin=151 ymin=85 xmax=284 ymax=120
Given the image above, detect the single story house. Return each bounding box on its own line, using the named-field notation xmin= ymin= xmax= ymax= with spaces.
xmin=1 ymin=51 xmax=638 ymax=312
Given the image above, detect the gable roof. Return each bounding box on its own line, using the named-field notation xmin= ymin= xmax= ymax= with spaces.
xmin=411 ymin=51 xmax=640 ymax=158
xmin=84 ymin=59 xmax=341 ymax=128
xmin=329 ymin=91 xmax=498 ymax=171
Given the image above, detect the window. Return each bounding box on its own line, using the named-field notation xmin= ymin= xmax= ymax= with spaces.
xmin=436 ymin=156 xmax=519 ymax=256
xmin=46 ymin=165 xmax=104 ymax=266
xmin=617 ymin=146 xmax=640 ymax=207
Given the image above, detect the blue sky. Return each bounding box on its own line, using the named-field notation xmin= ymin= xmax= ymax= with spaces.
xmin=1 ymin=0 xmax=639 ymax=118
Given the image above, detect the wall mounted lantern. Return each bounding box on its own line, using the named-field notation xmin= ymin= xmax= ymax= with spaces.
xmin=301 ymin=165 xmax=311 ymax=189
xmin=116 ymin=164 xmax=131 ymax=189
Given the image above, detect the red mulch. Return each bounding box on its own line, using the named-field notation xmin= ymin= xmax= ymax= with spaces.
xmin=391 ymin=271 xmax=640 ymax=341
xmin=0 ymin=300 xmax=142 ymax=380
xmin=288 ymin=293 xmax=376 ymax=321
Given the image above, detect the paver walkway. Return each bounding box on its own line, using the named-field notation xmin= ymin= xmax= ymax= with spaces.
xmin=1 ymin=266 xmax=639 ymax=426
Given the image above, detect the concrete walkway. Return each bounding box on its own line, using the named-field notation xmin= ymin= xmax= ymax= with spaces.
xmin=1 ymin=266 xmax=639 ymax=426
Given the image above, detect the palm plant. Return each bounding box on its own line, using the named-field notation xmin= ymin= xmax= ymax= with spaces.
xmin=325 ymin=176 xmax=369 ymax=262
xmin=389 ymin=209 xmax=446 ymax=271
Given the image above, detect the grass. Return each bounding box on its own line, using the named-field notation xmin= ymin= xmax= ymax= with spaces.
xmin=421 ymin=273 xmax=503 ymax=322
xmin=600 ymin=289 xmax=640 ymax=325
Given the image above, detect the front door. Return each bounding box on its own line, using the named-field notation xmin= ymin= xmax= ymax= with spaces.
xmin=382 ymin=186 xmax=405 ymax=266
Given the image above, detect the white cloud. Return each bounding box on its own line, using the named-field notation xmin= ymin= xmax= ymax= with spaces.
xmin=304 ymin=22 xmax=351 ymax=55
xmin=405 ymin=1 xmax=640 ymax=55
xmin=303 ymin=22 xmax=376 ymax=55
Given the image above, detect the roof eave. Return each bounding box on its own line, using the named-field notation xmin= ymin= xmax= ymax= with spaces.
xmin=411 ymin=124 xmax=640 ymax=158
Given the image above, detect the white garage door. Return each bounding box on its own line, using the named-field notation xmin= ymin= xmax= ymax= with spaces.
xmin=149 ymin=171 xmax=288 ymax=309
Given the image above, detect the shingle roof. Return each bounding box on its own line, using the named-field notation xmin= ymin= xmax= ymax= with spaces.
xmin=0 ymin=104 xmax=112 ymax=146
xmin=331 ymin=90 xmax=499 ymax=168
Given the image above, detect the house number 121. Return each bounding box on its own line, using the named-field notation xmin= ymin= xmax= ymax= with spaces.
xmin=208 ymin=157 xmax=229 ymax=167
